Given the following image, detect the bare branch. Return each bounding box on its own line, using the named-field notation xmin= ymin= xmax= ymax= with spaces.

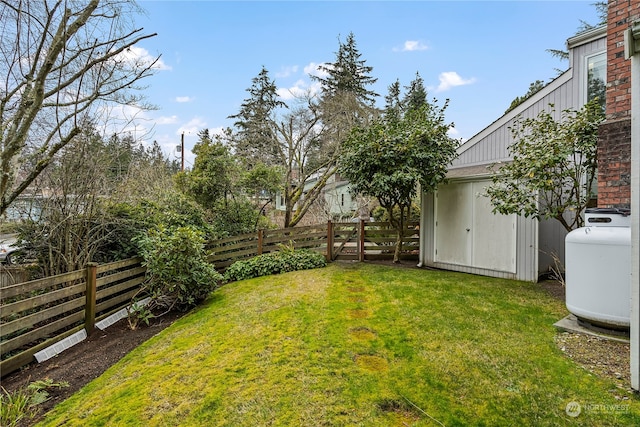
xmin=0 ymin=0 xmax=158 ymax=215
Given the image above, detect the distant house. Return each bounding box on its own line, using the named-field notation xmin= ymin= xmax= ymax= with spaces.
xmin=418 ymin=26 xmax=606 ymax=282
xmin=275 ymin=172 xmax=359 ymax=220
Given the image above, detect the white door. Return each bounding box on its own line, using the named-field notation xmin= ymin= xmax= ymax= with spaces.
xmin=435 ymin=182 xmax=472 ymax=265
xmin=471 ymin=181 xmax=516 ymax=273
xmin=435 ymin=180 xmax=516 ymax=273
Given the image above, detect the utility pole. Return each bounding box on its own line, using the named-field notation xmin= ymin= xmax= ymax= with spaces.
xmin=181 ymin=132 xmax=185 ymax=172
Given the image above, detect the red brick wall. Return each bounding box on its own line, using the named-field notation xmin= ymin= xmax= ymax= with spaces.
xmin=598 ymin=119 xmax=632 ymax=207
xmin=597 ymin=0 xmax=640 ymax=208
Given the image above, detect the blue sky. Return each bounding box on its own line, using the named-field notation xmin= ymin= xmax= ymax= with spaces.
xmin=129 ymin=1 xmax=601 ymax=168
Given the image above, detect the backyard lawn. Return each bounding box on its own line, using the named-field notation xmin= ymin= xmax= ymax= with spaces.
xmin=37 ymin=263 xmax=639 ymax=426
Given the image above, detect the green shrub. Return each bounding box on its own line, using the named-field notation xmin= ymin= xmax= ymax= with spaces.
xmin=137 ymin=225 xmax=223 ymax=311
xmin=224 ymin=249 xmax=327 ymax=282
xmin=0 ymin=379 xmax=69 ymax=427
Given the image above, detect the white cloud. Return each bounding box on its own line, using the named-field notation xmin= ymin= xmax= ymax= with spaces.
xmin=116 ymin=46 xmax=171 ymax=71
xmin=273 ymin=62 xmax=328 ymax=101
xmin=95 ymin=103 xmax=153 ymax=139
xmin=156 ymin=115 xmax=179 ymax=125
xmin=447 ymin=126 xmax=460 ymax=137
xmin=177 ymin=117 xmax=207 ymax=136
xmin=175 ymin=96 xmax=193 ymax=103
xmin=304 ymin=62 xmax=329 ymax=79
xmin=436 ymin=71 xmax=476 ymax=92
xmin=275 ymin=65 xmax=299 ymax=78
xmin=277 ymin=78 xmax=322 ymax=101
xmin=394 ymin=40 xmax=429 ymax=52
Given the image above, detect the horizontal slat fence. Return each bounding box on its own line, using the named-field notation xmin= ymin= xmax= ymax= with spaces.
xmin=208 ymin=220 xmax=419 ymax=269
xmin=361 ymin=221 xmax=420 ymax=261
xmin=1 ymin=257 xmax=146 ymax=376
xmin=2 ymin=221 xmax=419 ymax=377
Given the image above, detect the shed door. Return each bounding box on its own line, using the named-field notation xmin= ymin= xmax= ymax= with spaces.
xmin=435 ymin=180 xmax=516 ymax=273
xmin=470 ymin=181 xmax=516 ymax=273
xmin=434 ymin=182 xmax=472 ymax=265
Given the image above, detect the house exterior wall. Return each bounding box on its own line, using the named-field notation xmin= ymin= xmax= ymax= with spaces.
xmin=598 ymin=0 xmax=640 ymax=208
xmin=420 ymin=26 xmax=606 ymax=282
xmin=452 ymin=71 xmax=574 ymax=170
xmin=274 ymin=173 xmax=358 ymax=219
xmin=453 ymin=27 xmax=606 ymax=172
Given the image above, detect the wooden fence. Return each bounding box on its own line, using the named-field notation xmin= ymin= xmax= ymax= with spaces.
xmin=208 ymin=220 xmax=419 ymax=269
xmin=1 ymin=257 xmax=146 ymax=376
xmin=1 ymin=220 xmax=419 ymax=377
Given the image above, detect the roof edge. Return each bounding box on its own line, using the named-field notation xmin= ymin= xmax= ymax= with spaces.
xmin=456 ymin=70 xmax=572 ymax=155
xmin=567 ymin=25 xmax=607 ymax=49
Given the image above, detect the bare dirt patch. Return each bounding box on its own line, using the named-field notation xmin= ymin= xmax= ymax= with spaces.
xmin=348 ymin=309 xmax=370 ymax=319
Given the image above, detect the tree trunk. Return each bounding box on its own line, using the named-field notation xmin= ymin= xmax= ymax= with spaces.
xmin=393 ymin=206 xmax=405 ymax=263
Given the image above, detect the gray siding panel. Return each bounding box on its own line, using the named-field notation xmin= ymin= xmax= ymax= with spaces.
xmin=538 ymin=218 xmax=567 ymax=276
xmin=420 ymin=29 xmax=604 ymax=284
xmin=452 ymin=33 xmax=605 ymax=170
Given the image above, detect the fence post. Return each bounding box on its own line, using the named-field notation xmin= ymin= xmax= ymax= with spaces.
xmin=358 ymin=219 xmax=365 ymax=262
xmin=85 ymin=262 xmax=98 ymax=334
xmin=257 ymin=229 xmax=264 ymax=255
xmin=326 ymin=220 xmax=334 ymax=262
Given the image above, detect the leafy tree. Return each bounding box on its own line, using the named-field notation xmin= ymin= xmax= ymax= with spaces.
xmin=505 ymin=80 xmax=546 ymax=113
xmin=486 ymin=99 xmax=604 ymax=232
xmin=339 ymin=77 xmax=458 ymax=262
xmin=0 ymin=0 xmax=158 ymax=216
xmin=241 ymin=162 xmax=283 ymax=227
xmin=177 ymin=129 xmax=277 ymax=235
xmin=175 ymin=129 xmax=237 ymax=210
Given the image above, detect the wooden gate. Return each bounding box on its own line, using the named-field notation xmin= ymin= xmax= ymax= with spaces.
xmin=330 ymin=222 xmax=360 ymax=261
xmin=328 ymin=221 xmax=419 ymax=262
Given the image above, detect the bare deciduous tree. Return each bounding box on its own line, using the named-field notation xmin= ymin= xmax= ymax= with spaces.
xmin=0 ymin=0 xmax=158 ymax=215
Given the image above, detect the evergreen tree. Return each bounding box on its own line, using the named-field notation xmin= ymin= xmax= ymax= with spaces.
xmin=228 ymin=66 xmax=286 ymax=167
xmin=314 ymin=32 xmax=379 ymax=105
xmin=312 ymin=32 xmax=379 ymax=139
xmin=402 ymin=72 xmax=428 ymax=112
xmin=384 ymin=80 xmax=402 ymax=122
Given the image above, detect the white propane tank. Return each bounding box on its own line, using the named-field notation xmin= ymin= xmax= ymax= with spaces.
xmin=565 ymin=208 xmax=631 ymax=330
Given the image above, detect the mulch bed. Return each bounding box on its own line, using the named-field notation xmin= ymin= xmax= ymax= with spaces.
xmin=1 ymin=311 xmax=184 ymax=426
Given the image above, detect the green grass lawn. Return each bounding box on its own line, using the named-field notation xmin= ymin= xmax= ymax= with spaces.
xmin=37 ymin=263 xmax=640 ymax=426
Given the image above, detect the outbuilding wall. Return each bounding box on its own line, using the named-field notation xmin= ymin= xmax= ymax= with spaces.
xmin=420 ymin=27 xmax=606 ymax=282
